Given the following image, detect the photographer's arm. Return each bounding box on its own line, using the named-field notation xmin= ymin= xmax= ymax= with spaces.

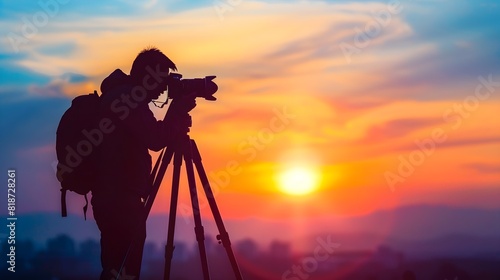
xmin=124 ymin=105 xmax=177 ymax=151
xmin=124 ymin=97 xmax=195 ymax=151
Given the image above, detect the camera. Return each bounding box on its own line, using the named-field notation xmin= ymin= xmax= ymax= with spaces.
xmin=167 ymin=73 xmax=218 ymax=101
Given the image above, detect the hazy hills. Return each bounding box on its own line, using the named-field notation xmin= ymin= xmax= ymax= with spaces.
xmin=4 ymin=204 xmax=499 ymax=258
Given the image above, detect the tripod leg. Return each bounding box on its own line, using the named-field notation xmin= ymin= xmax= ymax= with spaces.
xmin=190 ymin=139 xmax=244 ymax=280
xmin=163 ymin=148 xmax=183 ymax=280
xmin=148 ymin=149 xmax=164 ymax=197
xmin=145 ymin=146 xmax=174 ymax=218
xmin=183 ymin=136 xmax=211 ymax=280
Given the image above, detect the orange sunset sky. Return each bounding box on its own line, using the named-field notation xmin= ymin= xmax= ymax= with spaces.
xmin=1 ymin=0 xmax=499 ymax=224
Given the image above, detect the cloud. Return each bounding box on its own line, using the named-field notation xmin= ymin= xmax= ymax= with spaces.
xmin=38 ymin=41 xmax=76 ymax=56
xmin=61 ymin=72 xmax=88 ymax=83
xmin=0 ymin=58 xmax=51 ymax=85
xmin=463 ymin=163 xmax=500 ymax=174
xmin=358 ymin=117 xmax=442 ymax=143
xmin=438 ymin=136 xmax=500 ymax=151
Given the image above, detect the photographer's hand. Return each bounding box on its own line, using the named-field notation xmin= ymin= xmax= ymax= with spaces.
xmin=168 ymin=92 xmax=197 ymax=114
xmin=162 ymin=93 xmax=197 ymax=139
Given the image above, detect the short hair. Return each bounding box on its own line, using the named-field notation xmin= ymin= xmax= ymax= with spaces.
xmin=130 ymin=47 xmax=177 ymax=80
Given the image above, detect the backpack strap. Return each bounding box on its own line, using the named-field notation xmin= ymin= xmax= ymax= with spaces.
xmin=61 ymin=189 xmax=89 ymax=220
xmin=83 ymin=194 xmax=89 ymax=220
xmin=61 ymin=188 xmax=68 ymax=217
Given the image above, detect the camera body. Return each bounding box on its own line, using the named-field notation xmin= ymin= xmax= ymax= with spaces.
xmin=167 ymin=73 xmax=218 ymax=101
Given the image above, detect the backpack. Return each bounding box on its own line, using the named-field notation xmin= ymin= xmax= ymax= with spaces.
xmin=56 ymin=90 xmax=101 ymax=219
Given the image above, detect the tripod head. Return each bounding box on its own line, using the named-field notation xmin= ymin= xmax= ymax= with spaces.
xmin=162 ymin=98 xmax=195 ymax=135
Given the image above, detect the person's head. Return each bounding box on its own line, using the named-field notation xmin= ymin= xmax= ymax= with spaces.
xmin=130 ymin=47 xmax=177 ymax=101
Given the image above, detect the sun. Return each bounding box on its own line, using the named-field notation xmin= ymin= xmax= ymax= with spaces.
xmin=278 ymin=166 xmax=319 ymax=196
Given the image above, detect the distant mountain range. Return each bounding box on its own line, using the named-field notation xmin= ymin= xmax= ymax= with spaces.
xmin=3 ymin=204 xmax=499 ymax=258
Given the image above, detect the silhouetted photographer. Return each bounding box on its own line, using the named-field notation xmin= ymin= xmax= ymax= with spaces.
xmin=61 ymin=45 xmax=243 ymax=280
xmin=55 ymin=44 xmax=240 ymax=279
xmin=92 ymin=47 xmax=196 ymax=280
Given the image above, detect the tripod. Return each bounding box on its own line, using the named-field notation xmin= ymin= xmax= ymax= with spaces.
xmin=142 ymin=110 xmax=244 ymax=280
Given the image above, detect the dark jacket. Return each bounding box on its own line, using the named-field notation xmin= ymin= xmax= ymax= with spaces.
xmin=95 ymin=69 xmax=171 ymax=198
